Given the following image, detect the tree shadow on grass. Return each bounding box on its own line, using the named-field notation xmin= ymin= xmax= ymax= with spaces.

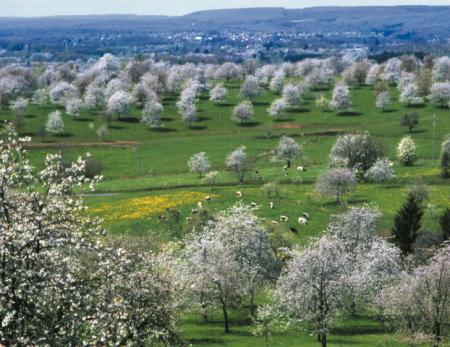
xmin=74 ymin=117 xmax=92 ymax=122
xmin=109 ymin=125 xmax=127 ymax=130
xmin=406 ymin=103 xmax=426 ymax=109
xmin=217 ymin=102 xmax=236 ymax=107
xmin=197 ymin=116 xmax=211 ymax=122
xmin=327 ymin=338 xmax=359 ymax=345
xmin=161 ymin=117 xmax=174 ymax=122
xmin=285 ymin=107 xmax=311 ymax=114
xmin=382 ymin=109 xmax=398 ymax=113
xmin=239 ymin=121 xmax=260 ymax=127
xmin=255 ymin=134 xmax=283 ymax=140
xmin=188 ymin=338 xmax=226 ymax=345
xmin=190 ymin=125 xmax=208 ymax=130
xmin=411 ymin=129 xmax=427 ymax=134
xmin=338 ymin=111 xmax=363 ymax=117
xmin=54 ymin=133 xmax=72 ymax=138
xmin=253 ymin=101 xmax=270 ymax=107
xmin=150 ymin=127 xmax=176 ymax=133
xmin=119 ymin=117 xmax=139 ymax=123
xmin=273 ymin=118 xmax=295 ymax=122
xmin=312 ymin=86 xmax=332 ymax=92
xmin=332 ymin=325 xmax=384 ymax=336
xmin=346 ymin=198 xmax=369 ymax=204
xmin=25 ymin=114 xmax=37 ymax=118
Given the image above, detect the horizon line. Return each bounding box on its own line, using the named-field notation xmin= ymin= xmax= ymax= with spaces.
xmin=1 ymin=4 xmax=449 ymax=19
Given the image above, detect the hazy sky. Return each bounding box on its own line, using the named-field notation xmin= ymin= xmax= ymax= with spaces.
xmin=1 ymin=0 xmax=449 ymax=17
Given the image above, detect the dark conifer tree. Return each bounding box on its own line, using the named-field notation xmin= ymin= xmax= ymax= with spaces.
xmin=392 ymin=192 xmax=423 ymax=255
xmin=441 ymin=151 xmax=450 ymax=178
xmin=439 ymin=208 xmax=450 ymax=241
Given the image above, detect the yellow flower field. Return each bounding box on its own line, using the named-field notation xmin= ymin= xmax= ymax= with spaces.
xmin=91 ymin=191 xmax=216 ymax=222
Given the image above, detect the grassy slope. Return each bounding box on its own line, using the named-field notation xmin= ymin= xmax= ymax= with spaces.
xmin=2 ymin=81 xmax=449 ymax=346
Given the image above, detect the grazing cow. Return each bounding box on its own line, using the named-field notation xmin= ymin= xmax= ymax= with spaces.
xmin=289 ymin=227 xmax=299 ymax=233
xmin=185 ymin=217 xmax=193 ymax=222
xmin=280 ymin=215 xmax=289 ymax=222
xmin=298 ymin=217 xmax=307 ymax=225
xmin=302 ymin=212 xmax=310 ymax=219
xmin=283 ymin=165 xmax=288 ymax=171
xmin=251 ymin=202 xmax=257 ymax=207
xmin=297 ymin=166 xmax=308 ymax=172
xmin=205 ymin=196 xmax=212 ymax=202
xmin=191 ymin=209 xmax=199 ymax=214
xmin=269 ymin=201 xmax=274 ymax=209
xmin=236 ymin=191 xmax=242 ymax=198
xmin=197 ymin=201 xmax=203 ymax=209
xmin=271 ymin=220 xmax=278 ymax=225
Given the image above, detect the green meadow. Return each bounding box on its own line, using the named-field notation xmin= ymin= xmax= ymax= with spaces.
xmin=4 ymin=80 xmax=449 ymax=346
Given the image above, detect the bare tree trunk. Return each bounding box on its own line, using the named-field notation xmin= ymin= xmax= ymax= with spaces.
xmin=250 ymin=289 xmax=255 ymax=317
xmin=433 ymin=321 xmax=441 ymax=347
xmin=220 ymin=297 xmax=230 ymax=333
xmin=321 ymin=333 xmax=327 ymax=347
xmin=350 ymin=301 xmax=357 ymax=318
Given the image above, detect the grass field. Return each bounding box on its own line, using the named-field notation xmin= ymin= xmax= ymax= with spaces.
xmin=3 ymin=80 xmax=450 ymax=346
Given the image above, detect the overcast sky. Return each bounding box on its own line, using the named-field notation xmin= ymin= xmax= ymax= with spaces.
xmin=1 ymin=0 xmax=449 ymax=17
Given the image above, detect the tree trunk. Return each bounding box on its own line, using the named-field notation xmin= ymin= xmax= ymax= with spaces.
xmin=321 ymin=333 xmax=327 ymax=347
xmin=317 ymin=334 xmax=322 ymax=342
xmin=350 ymin=301 xmax=357 ymax=318
xmin=249 ymin=290 xmax=255 ymax=317
xmin=287 ymin=160 xmax=291 ymax=168
xmin=433 ymin=321 xmax=441 ymax=347
xmin=220 ymin=298 xmax=230 ymax=333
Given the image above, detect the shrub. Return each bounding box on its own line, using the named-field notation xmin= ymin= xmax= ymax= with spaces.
xmin=84 ymin=158 xmax=102 ymax=179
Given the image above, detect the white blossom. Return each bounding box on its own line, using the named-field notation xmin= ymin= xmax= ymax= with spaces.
xmin=106 ymin=90 xmax=132 ymax=119
xmin=49 ymin=81 xmax=78 ymax=106
xmin=272 ymin=135 xmax=303 ymax=168
xmin=267 ymin=98 xmax=286 ymax=119
xmin=365 ymin=158 xmax=396 ymax=185
xmin=226 ymin=145 xmax=251 ymax=183
xmin=282 ymin=83 xmax=302 ymax=108
xmin=9 ymin=97 xmax=28 ymax=116
xmin=316 ymin=168 xmax=356 ymax=204
xmin=397 ymin=136 xmax=417 ymax=166
xmin=209 ymin=83 xmax=228 ymax=104
xmin=331 ymin=82 xmax=352 ymax=113
xmin=46 ymin=110 xmax=64 ymax=134
xmin=428 ymin=82 xmax=450 ymax=106
xmin=142 ymin=99 xmax=164 ymax=128
xmin=65 ymin=98 xmax=83 ymax=118
xmin=232 ymin=101 xmax=254 ymax=124
xmin=376 ymin=91 xmax=391 ymax=112
xmin=269 ymin=70 xmax=285 ymax=94
xmin=240 ymin=75 xmax=262 ymax=100
xmin=188 ymin=152 xmax=211 ymax=177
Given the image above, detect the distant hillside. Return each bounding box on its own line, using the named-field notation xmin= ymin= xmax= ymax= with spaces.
xmin=182 ymin=6 xmax=450 ymax=37
xmin=1 ymin=6 xmax=450 ymax=61
xmin=1 ymin=6 xmax=450 ymax=37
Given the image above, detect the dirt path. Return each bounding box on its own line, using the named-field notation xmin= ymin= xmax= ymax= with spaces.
xmin=26 ymin=141 xmax=141 ymax=149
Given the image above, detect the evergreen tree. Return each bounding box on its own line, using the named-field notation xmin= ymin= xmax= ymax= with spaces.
xmin=392 ymin=192 xmax=423 ymax=255
xmin=440 ymin=208 xmax=450 ymax=241
xmin=441 ymin=150 xmax=450 ymax=179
